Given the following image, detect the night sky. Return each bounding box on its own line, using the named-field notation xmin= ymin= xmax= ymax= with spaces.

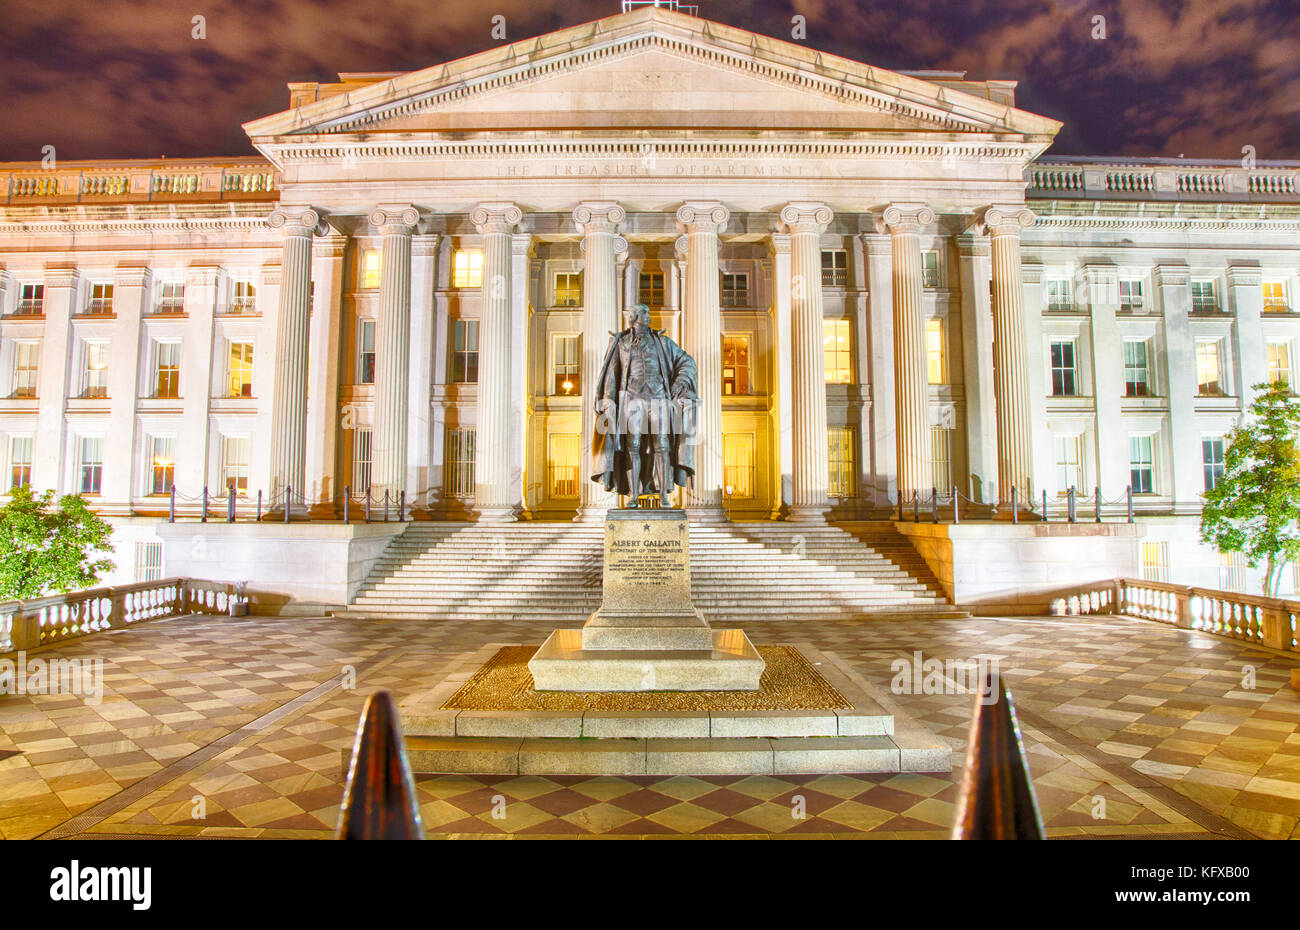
xmin=0 ymin=0 xmax=1296 ymax=163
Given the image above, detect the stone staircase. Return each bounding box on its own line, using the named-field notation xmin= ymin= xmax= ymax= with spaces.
xmin=341 ymin=519 xmax=963 ymax=622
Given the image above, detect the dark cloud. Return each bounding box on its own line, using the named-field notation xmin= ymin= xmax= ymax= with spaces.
xmin=0 ymin=0 xmax=1294 ymax=162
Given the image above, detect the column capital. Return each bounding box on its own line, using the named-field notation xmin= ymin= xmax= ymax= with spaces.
xmin=472 ymin=202 xmax=523 ymax=235
xmin=673 ymin=234 xmax=689 ymax=259
xmin=955 ymin=232 xmax=991 ymax=258
xmin=876 ymin=203 xmax=934 ymax=235
xmin=858 ymin=231 xmax=892 ymax=255
xmin=1225 ymin=261 xmax=1262 ymax=287
xmin=184 ymin=264 xmax=223 ymax=288
xmin=768 ymin=232 xmax=791 ymax=256
xmin=579 ymin=234 xmax=626 ymax=256
xmin=313 ymin=233 xmax=349 ymax=260
xmin=42 ymin=265 xmax=80 ymax=288
xmin=113 ymin=265 xmax=153 ymax=288
xmin=572 ymin=201 xmax=626 ymax=235
xmin=677 ymin=201 xmax=730 ymax=234
xmin=511 ymin=232 xmax=533 ymax=257
xmin=268 ymin=205 xmax=325 ymax=237
xmin=412 ymin=233 xmax=441 ymax=258
xmin=980 ymin=205 xmax=1035 ymax=238
xmin=780 ymin=202 xmax=833 ymax=235
xmin=1153 ymin=263 xmax=1190 ymax=288
xmin=368 ymin=204 xmax=420 ymax=235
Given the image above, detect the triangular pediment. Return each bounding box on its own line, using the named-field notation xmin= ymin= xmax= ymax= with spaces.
xmin=245 ymin=7 xmax=1060 ymax=146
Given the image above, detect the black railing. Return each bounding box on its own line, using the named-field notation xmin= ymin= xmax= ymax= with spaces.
xmin=893 ymin=484 xmax=1138 ymax=525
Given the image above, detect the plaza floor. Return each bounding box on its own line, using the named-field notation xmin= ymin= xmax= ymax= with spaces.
xmin=1 ymin=611 xmax=1297 ymax=840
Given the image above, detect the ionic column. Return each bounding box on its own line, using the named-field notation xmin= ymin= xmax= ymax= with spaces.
xmin=984 ymin=206 xmax=1036 ymax=502
xmin=573 ymin=202 xmax=627 ymax=521
xmin=768 ymin=233 xmax=794 ymax=517
xmin=880 ymin=204 xmax=935 ymax=499
xmin=305 ymin=233 xmax=346 ymax=515
xmin=780 ymin=202 xmax=833 ymax=521
xmin=472 ymin=202 xmax=523 ymax=522
xmin=267 ymin=207 xmax=321 ymax=508
xmin=369 ymin=205 xmax=419 ymax=503
xmin=677 ymin=201 xmax=730 ymax=521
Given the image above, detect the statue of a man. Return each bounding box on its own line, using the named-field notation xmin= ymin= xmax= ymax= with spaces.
xmin=592 ymin=303 xmax=698 ymax=507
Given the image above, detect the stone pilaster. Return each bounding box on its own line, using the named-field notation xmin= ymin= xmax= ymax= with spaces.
xmin=880 ymin=204 xmax=934 ymax=499
xmin=768 ymin=233 xmax=794 ymax=517
xmin=305 ymin=234 xmax=347 ymax=514
xmin=1079 ymin=261 xmax=1125 ymax=497
xmin=573 ymin=202 xmax=626 ymax=521
xmin=406 ymin=233 xmax=440 ymax=512
xmin=368 ymin=206 xmax=419 ymax=504
xmin=861 ymin=233 xmax=897 ymax=507
xmin=1227 ymin=262 xmax=1266 ymax=407
xmin=956 ymin=233 xmax=996 ymax=502
xmin=472 ymin=202 xmax=523 ymax=522
xmin=266 ymin=207 xmax=321 ymax=508
xmin=780 ymin=202 xmax=833 ymax=521
xmin=1154 ymin=264 xmax=1203 ymax=511
xmin=32 ymin=267 xmax=76 ymax=494
xmin=984 ymin=205 xmax=1036 ymax=502
xmin=102 ymin=266 xmax=149 ymax=511
xmin=677 ymin=201 xmax=730 ymax=520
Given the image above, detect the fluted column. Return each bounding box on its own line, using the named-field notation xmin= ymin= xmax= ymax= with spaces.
xmin=367 ymin=205 xmax=419 ymax=503
xmin=676 ymin=201 xmax=729 ymax=520
xmin=880 ymin=204 xmax=935 ymax=498
xmin=984 ymin=206 xmax=1036 ymax=502
xmin=267 ymin=207 xmax=320 ymax=508
xmin=780 ymin=202 xmax=833 ymax=521
xmin=574 ymin=202 xmax=627 ymax=521
xmin=472 ymin=202 xmax=523 ymax=522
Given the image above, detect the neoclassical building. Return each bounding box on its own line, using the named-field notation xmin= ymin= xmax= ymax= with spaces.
xmin=1 ymin=5 xmax=1298 ymax=592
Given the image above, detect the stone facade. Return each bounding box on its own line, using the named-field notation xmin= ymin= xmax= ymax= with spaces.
xmin=0 ymin=6 xmax=1297 ymax=593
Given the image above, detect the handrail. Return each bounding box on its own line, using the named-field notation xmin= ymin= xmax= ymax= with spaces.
xmin=1055 ymin=577 xmax=1299 ymax=653
xmin=0 ymin=576 xmax=239 ymax=655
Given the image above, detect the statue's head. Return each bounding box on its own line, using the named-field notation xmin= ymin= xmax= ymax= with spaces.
xmin=629 ymin=303 xmax=651 ymax=332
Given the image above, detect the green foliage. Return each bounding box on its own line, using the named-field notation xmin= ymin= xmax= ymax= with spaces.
xmin=1199 ymin=382 xmax=1300 ymax=596
xmin=0 ymin=486 xmax=116 ymax=601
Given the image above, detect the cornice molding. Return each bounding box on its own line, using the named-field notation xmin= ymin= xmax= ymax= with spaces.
xmin=1029 ymin=214 xmax=1300 ymax=233
xmin=0 ymin=215 xmax=275 ymax=238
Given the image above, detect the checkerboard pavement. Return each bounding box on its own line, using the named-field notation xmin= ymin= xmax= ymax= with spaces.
xmin=1 ymin=612 xmax=1296 ymax=839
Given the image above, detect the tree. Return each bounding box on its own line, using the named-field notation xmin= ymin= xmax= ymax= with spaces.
xmin=0 ymin=486 xmax=116 ymax=600
xmin=1200 ymin=382 xmax=1300 ymax=596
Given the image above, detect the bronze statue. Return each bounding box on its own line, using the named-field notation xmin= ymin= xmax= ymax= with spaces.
xmin=591 ymin=303 xmax=697 ymax=507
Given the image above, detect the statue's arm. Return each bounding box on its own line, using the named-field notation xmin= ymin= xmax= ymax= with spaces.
xmin=666 ymin=338 xmax=699 ymax=403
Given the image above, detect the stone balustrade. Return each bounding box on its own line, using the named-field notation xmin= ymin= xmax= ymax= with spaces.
xmin=0 ymin=577 xmax=240 ymax=654
xmin=1057 ymin=577 xmax=1300 ymax=654
xmin=1027 ymin=158 xmax=1300 ymax=202
xmin=2 ymin=161 xmax=278 ymax=205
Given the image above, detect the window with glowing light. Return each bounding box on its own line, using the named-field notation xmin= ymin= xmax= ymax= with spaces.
xmin=149 ymin=435 xmax=176 ymax=495
xmin=452 ymin=250 xmax=483 ymax=289
xmin=553 ymin=334 xmax=579 ymax=395
xmin=228 ymin=341 xmax=254 ymax=397
xmin=83 ymin=342 xmax=109 ymax=398
xmin=722 ymin=335 xmax=749 ymax=395
xmin=823 ymin=319 xmax=851 ymax=383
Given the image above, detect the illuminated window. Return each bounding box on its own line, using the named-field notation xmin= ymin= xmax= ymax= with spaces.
xmin=453 ymin=250 xmax=483 ymax=289
xmin=352 ymin=429 xmax=371 ymax=493
xmin=1140 ymin=541 xmax=1168 ymax=583
xmin=83 ymin=341 xmax=109 ymax=398
xmin=921 ymin=251 xmax=941 ymax=289
xmin=547 ymin=433 xmax=580 ymax=499
xmin=1045 ymin=278 xmax=1073 ymax=311
xmin=1129 ymin=434 xmax=1155 ymax=494
xmin=154 ymin=341 xmax=180 ymax=399
xmin=228 ymin=341 xmax=254 ymax=397
xmin=554 ymin=273 xmax=581 ymax=307
xmin=1267 ymin=341 xmax=1291 ymax=387
xmin=926 ymin=319 xmax=945 ymax=384
xmin=823 ymin=319 xmax=851 ymax=384
xmin=1190 ymin=280 xmax=1218 ymax=313
xmin=722 ymin=335 xmax=750 ymax=395
xmin=1119 ymin=279 xmax=1144 ymax=311
xmin=1218 ymin=551 xmax=1248 ymax=593
xmin=9 ymin=436 xmax=32 ymax=490
xmin=931 ymin=427 xmax=952 ymax=491
xmin=1054 ymin=434 xmax=1082 ymax=494
xmin=357 ymin=320 xmax=375 ymax=384
xmin=1195 ymin=341 xmax=1223 ymax=396
xmin=134 ymin=541 xmax=163 ymax=583
xmin=16 ymin=284 xmax=44 ymax=315
xmin=553 ymin=334 xmax=579 ymax=395
xmin=1123 ymin=340 xmax=1150 ymax=396
xmin=722 ymin=432 xmax=755 ymax=499
xmin=12 ymin=342 xmax=39 ymax=398
xmin=638 ymin=272 xmax=664 ymax=308
xmin=221 ymin=435 xmax=249 ymax=492
xmin=149 ymin=435 xmax=175 ymax=495
xmin=821 ymin=250 xmax=848 ymax=287
xmin=361 ymin=249 xmax=382 ymax=289
xmin=1049 ymin=340 xmax=1077 ymax=396
xmin=157 ymin=281 xmax=185 ymax=313
xmin=78 ymin=436 xmax=103 ymax=495
xmin=721 ymin=273 xmax=748 ymax=307
xmin=1263 ymin=281 xmax=1289 ymax=313
xmin=87 ymin=283 xmax=113 ymax=314
xmin=1202 ymin=436 xmax=1225 ymax=491
xmin=452 ymin=320 xmax=479 ymax=383
xmin=828 ymin=427 xmax=856 ymax=498
xmin=445 ymin=427 xmax=476 ymax=498
xmin=231 ymin=280 xmax=256 ymax=313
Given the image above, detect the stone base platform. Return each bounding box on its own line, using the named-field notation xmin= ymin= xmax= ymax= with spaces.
xmin=350 ymin=643 xmax=953 ymax=776
xmin=529 ymin=628 xmax=765 ymax=691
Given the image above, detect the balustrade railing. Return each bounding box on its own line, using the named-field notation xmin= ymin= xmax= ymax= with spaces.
xmin=0 ymin=577 xmax=239 ymax=655
xmin=1026 ymin=157 xmax=1299 ymax=202
xmin=2 ymin=161 xmax=279 ymax=205
xmin=1055 ymin=577 xmax=1299 ymax=654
